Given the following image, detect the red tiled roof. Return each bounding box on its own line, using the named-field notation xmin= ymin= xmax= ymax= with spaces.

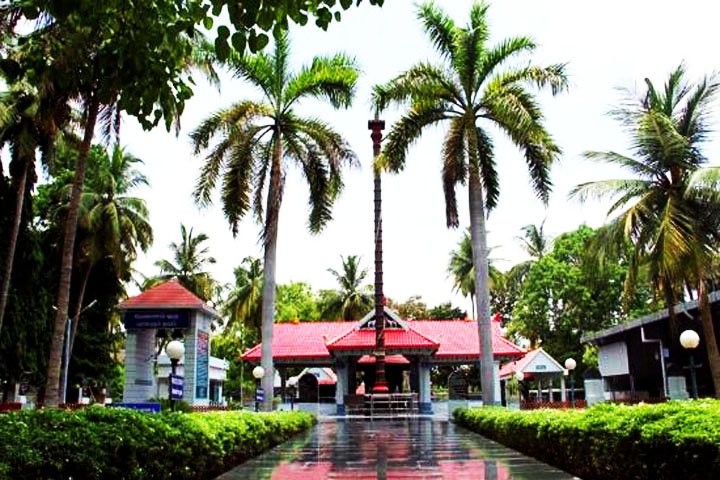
xmin=242 ymin=322 xmax=351 ymax=362
xmin=409 ymin=319 xmax=525 ymax=358
xmin=119 ymin=279 xmax=206 ymax=309
xmin=326 ymin=327 xmax=439 ymax=351
xmin=357 ymin=354 xmax=410 ymax=365
xmin=242 ymin=318 xmax=524 ymax=363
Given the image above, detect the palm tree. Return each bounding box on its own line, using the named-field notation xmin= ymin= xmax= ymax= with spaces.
xmin=191 ymin=32 xmax=358 ymax=409
xmin=374 ymin=1 xmax=567 ymax=404
xmin=519 ymin=221 xmax=550 ymax=260
xmin=0 ymin=78 xmax=70 ymax=336
xmin=322 ymin=255 xmax=373 ymax=320
xmin=223 ymin=257 xmax=264 ymax=346
xmin=69 ymin=145 xmax=153 ymax=352
xmin=155 ymin=224 xmax=217 ymax=302
xmin=448 ymin=229 xmax=506 ymax=317
xmin=571 ymin=65 xmax=720 ymax=396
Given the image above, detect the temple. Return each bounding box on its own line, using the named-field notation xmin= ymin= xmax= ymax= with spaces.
xmin=242 ymin=308 xmax=525 ymax=414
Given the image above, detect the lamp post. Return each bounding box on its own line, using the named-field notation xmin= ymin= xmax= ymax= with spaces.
xmin=680 ymin=329 xmax=700 ymax=399
xmin=166 ymin=340 xmax=185 ymax=411
xmin=565 ymin=358 xmax=577 ymax=408
xmin=253 ymin=366 xmax=265 ymax=412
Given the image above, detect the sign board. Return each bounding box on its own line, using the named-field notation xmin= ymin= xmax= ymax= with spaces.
xmin=195 ymin=330 xmax=209 ymax=399
xmin=123 ymin=310 xmax=190 ymax=329
xmin=255 ymin=388 xmax=265 ymax=402
xmin=108 ymin=402 xmax=161 ymax=413
xmin=169 ymin=374 xmax=184 ymax=400
xmin=599 ymin=341 xmax=630 ymax=377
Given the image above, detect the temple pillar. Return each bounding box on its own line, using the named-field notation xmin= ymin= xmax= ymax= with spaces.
xmin=419 ymin=358 xmax=432 ymax=414
xmin=335 ymin=359 xmax=348 ymax=415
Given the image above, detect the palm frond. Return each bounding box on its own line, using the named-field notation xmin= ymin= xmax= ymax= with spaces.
xmin=381 ymin=105 xmax=448 ymax=173
xmin=417 ymin=1 xmax=458 ymax=63
xmin=442 ymin=118 xmax=466 ymax=228
xmin=284 ymin=54 xmax=359 ymax=110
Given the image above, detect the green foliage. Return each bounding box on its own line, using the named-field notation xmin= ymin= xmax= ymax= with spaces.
xmin=153 ymin=224 xmax=219 ymax=302
xmin=428 ymin=302 xmax=466 ymax=320
xmin=320 ymin=255 xmax=373 ymax=320
xmin=0 ymin=408 xmax=315 ymax=480
xmin=454 ymin=401 xmax=720 ymax=480
xmin=207 ymin=0 xmax=385 ymax=58
xmin=275 ymin=282 xmax=321 ymax=321
xmin=388 ymin=295 xmax=429 ymax=319
xmin=511 ymin=225 xmax=647 ymax=372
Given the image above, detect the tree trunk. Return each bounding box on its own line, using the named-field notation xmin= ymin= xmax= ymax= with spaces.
xmin=69 ymin=265 xmax=92 ymax=356
xmin=45 ymin=96 xmax=100 ymax=407
xmin=259 ymin=133 xmax=284 ymax=411
xmin=0 ymin=157 xmax=30 ymax=335
xmin=697 ymin=276 xmax=720 ymax=397
xmin=469 ymin=169 xmax=495 ymax=405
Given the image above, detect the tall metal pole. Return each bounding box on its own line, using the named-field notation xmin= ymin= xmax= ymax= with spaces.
xmin=60 ymin=317 xmax=72 ymax=405
xmin=369 ymin=115 xmax=388 ymax=394
xmin=689 ymin=354 xmax=698 ymax=399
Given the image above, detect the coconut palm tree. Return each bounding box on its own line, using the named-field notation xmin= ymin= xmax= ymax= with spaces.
xmin=223 ymin=257 xmax=264 ymax=346
xmin=154 ymin=224 xmax=217 ymax=302
xmin=374 ymin=1 xmax=567 ymax=404
xmin=448 ymin=229 xmax=507 ymax=317
xmin=322 ymin=255 xmax=373 ymax=321
xmin=0 ymin=78 xmax=70 ymax=336
xmin=68 ymin=145 xmax=152 ymax=351
xmin=571 ymin=65 xmax=720 ymax=396
xmin=191 ymin=32 xmax=358 ymax=408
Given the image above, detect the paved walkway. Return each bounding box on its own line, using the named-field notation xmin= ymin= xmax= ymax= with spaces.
xmin=216 ymin=418 xmax=578 ymax=479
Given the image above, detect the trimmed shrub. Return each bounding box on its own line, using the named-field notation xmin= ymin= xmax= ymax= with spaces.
xmin=454 ymin=401 xmax=720 ymax=480
xmin=0 ymin=407 xmax=315 ymax=480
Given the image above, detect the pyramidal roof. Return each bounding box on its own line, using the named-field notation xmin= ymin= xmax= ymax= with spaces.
xmin=119 ymin=279 xmax=218 ymax=316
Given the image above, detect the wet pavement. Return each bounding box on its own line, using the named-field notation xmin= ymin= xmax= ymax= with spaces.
xmin=215 ymin=418 xmax=578 ymax=479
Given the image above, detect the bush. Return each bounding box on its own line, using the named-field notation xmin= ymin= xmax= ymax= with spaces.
xmin=454 ymin=401 xmax=720 ymax=480
xmin=0 ymin=407 xmax=315 ymax=480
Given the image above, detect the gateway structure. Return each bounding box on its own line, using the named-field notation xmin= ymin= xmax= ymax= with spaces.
xmin=118 ymin=279 xmax=220 ymax=406
xmin=242 ymin=309 xmax=525 ymax=415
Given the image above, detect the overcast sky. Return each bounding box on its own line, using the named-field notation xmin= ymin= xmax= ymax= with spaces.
xmin=116 ymin=0 xmax=720 ymax=314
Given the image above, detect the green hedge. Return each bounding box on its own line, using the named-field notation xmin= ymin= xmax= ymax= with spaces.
xmin=0 ymin=408 xmax=315 ymax=480
xmin=454 ymin=401 xmax=720 ymax=480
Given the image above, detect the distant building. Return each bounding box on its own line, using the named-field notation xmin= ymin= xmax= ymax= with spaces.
xmin=582 ymin=291 xmax=720 ymax=400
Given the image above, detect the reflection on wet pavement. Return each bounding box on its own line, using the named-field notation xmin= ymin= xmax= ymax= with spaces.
xmin=215 ymin=419 xmax=578 ymax=479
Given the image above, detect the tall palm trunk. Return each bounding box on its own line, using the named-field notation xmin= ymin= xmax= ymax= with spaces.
xmin=469 ymin=169 xmax=495 ymax=405
xmin=259 ymin=133 xmax=283 ymax=411
xmin=0 ymin=157 xmax=30 ymax=335
xmin=697 ymin=275 xmax=720 ymax=397
xmin=45 ymin=96 xmax=100 ymax=407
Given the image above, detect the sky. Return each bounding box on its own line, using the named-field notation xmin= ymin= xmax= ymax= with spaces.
xmin=115 ymin=0 xmax=720 ymax=314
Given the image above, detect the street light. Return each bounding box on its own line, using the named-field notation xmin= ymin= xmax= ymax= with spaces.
xmin=252 ymin=366 xmax=265 ymax=412
xmin=680 ymin=329 xmax=700 ymax=399
xmin=565 ymin=358 xmax=577 ymax=408
xmin=166 ymin=340 xmax=185 ymax=411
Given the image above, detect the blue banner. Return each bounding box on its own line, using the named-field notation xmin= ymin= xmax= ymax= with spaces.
xmin=169 ymin=374 xmax=184 ymax=400
xmin=123 ymin=310 xmax=190 ymax=329
xmin=256 ymin=388 xmax=265 ymax=402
